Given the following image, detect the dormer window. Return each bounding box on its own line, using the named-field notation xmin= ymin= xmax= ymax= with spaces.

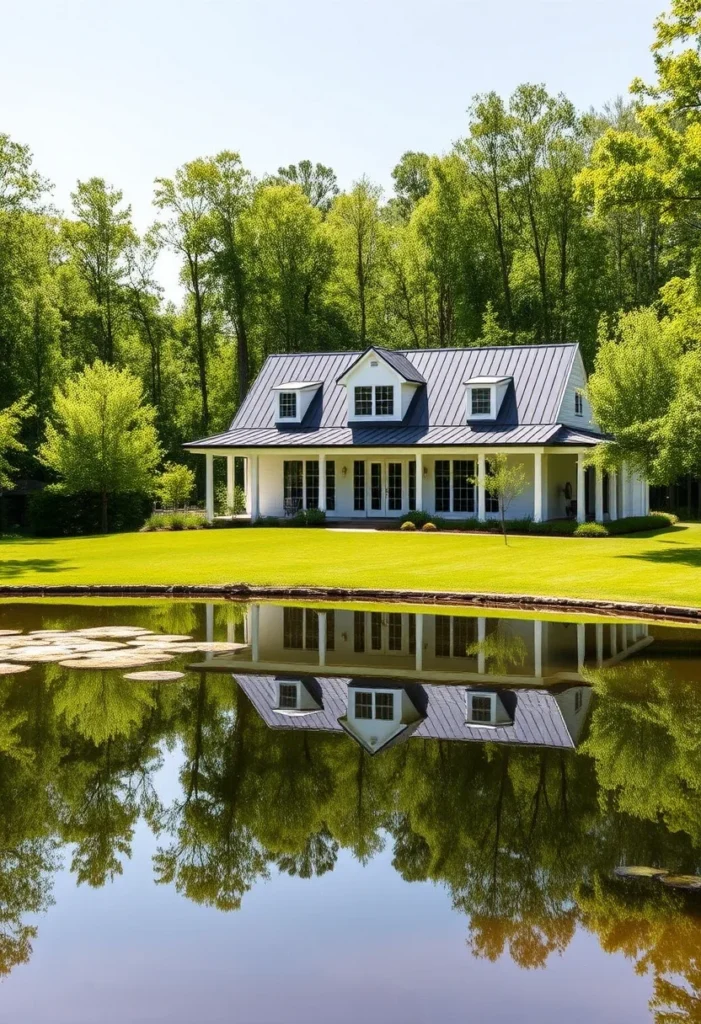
xmin=375 ymin=386 xmax=394 ymax=415
xmin=471 ymin=388 xmax=491 ymax=416
xmin=353 ymin=385 xmax=394 ymax=417
xmin=279 ymin=683 xmax=299 ymax=709
xmin=354 ymin=690 xmax=394 ymax=720
xmin=464 ymin=375 xmax=512 ymax=421
xmin=273 ymin=381 xmax=322 ymax=424
xmin=279 ymin=392 xmax=297 ymax=419
xmin=575 ymin=392 xmax=583 ymax=417
xmin=354 ymin=387 xmax=373 ymax=416
xmin=466 ymin=691 xmax=496 ymax=724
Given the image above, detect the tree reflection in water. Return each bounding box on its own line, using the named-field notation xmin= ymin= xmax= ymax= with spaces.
xmin=0 ymin=653 xmax=700 ymax=1020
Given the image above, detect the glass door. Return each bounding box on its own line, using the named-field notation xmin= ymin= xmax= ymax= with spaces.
xmin=387 ymin=462 xmax=403 ymax=513
xmin=367 ymin=460 xmax=404 ymax=516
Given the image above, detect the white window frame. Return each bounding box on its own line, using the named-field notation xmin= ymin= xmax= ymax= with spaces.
xmin=471 ymin=387 xmax=492 ymax=416
xmin=352 ymin=384 xmax=396 ymax=419
xmin=465 ymin=691 xmax=497 ymax=726
xmin=277 ymin=681 xmax=301 ymax=709
xmin=352 ymin=688 xmax=397 ymax=720
xmin=575 ymin=392 xmax=583 ymax=417
xmin=278 ymin=392 xmax=297 ymax=418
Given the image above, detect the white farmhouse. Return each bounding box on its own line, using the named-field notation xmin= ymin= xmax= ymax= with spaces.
xmin=186 ymin=343 xmax=648 ymax=523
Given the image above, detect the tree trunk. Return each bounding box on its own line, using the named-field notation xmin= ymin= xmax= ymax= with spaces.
xmin=101 ymin=490 xmax=108 ymax=534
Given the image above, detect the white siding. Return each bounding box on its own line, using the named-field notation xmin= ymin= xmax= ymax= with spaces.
xmin=557 ymin=348 xmax=599 ymax=431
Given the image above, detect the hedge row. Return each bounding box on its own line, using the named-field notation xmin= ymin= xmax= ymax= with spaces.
xmin=27 ymin=487 xmax=152 ymax=537
xmin=399 ymin=510 xmax=677 ymax=537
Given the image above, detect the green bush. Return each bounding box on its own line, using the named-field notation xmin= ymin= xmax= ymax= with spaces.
xmin=421 ymin=521 xmax=438 ymax=532
xmin=606 ymin=514 xmax=673 ymax=535
xmin=574 ymin=521 xmax=609 ymax=537
xmin=290 ymin=508 xmax=327 ymax=527
xmin=528 ymin=519 xmax=578 ymax=536
xmin=156 ymin=462 xmax=195 ymax=509
xmin=400 ymin=510 xmax=433 ymax=527
xmin=216 ymin=483 xmax=247 ymax=516
xmin=400 ymin=520 xmax=417 ymax=531
xmin=252 ymin=516 xmax=280 ymax=527
xmin=143 ymin=511 xmax=204 ymax=531
xmin=650 ymin=510 xmax=679 ymax=525
xmin=27 ymin=486 xmax=152 ymax=537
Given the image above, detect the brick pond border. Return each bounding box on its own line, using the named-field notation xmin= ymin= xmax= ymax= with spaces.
xmin=0 ymin=583 xmax=700 ymax=625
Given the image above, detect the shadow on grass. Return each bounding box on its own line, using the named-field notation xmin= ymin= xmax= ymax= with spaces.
xmin=617 ymin=526 xmax=701 ymax=568
xmin=0 ymin=559 xmax=74 ymax=579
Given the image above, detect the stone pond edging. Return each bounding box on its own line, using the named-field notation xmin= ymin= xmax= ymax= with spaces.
xmin=1 ymin=583 xmax=700 ymax=625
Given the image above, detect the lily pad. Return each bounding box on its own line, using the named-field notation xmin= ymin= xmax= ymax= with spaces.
xmin=660 ymin=875 xmax=701 ymax=890
xmin=126 ymin=634 xmax=193 ymax=644
xmin=189 ymin=642 xmax=247 ymax=653
xmin=613 ymin=866 xmax=670 ymax=879
xmin=123 ymin=670 xmax=186 ymax=681
xmin=74 ymin=626 xmax=154 ymax=639
xmin=0 ymin=663 xmax=30 ymax=674
xmin=3 ymin=646 xmax=82 ymax=662
xmin=59 ymin=652 xmax=175 ymax=669
xmin=0 ymin=630 xmax=22 ymax=637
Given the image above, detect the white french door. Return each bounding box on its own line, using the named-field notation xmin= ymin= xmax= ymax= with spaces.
xmin=368 ymin=460 xmax=404 ymax=517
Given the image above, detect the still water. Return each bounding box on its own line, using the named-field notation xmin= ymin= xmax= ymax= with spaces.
xmin=0 ymin=598 xmax=699 ymax=1023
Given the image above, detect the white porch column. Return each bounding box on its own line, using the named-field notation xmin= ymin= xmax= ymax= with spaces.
xmin=477 ymin=616 xmax=486 ymax=675
xmin=318 ymin=611 xmax=327 ymax=667
xmin=318 ymin=453 xmax=327 ymax=512
xmin=250 ymin=455 xmax=260 ymax=521
xmin=609 ymin=472 xmax=618 ymax=521
xmin=577 ymin=623 xmax=586 ymax=673
xmin=478 ymin=453 xmax=486 ymax=520
xmin=610 ymin=624 xmax=618 ymax=658
xmin=576 ymin=453 xmax=586 ymax=523
xmin=533 ymin=619 xmax=543 ymax=679
xmin=205 ymin=602 xmax=214 ymax=662
xmin=250 ymin=603 xmax=260 ymax=663
xmin=415 ymin=452 xmax=423 ymax=511
xmin=533 ymin=452 xmax=543 ymax=523
xmin=620 ymin=464 xmax=629 ymax=518
xmin=415 ymin=613 xmax=424 ymax=673
xmin=595 ymin=467 xmax=604 ymax=522
xmin=596 ymin=624 xmax=604 ymax=667
xmin=205 ymin=452 xmax=215 ymax=522
xmin=226 ymin=455 xmax=235 ymax=514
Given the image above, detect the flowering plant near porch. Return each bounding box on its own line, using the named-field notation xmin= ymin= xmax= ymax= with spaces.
xmin=472 ymin=454 xmax=527 ymax=544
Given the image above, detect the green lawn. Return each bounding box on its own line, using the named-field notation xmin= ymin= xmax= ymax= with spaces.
xmin=1 ymin=523 xmax=700 ymax=608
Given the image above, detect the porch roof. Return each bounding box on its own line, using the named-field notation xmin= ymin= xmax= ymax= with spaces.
xmin=185 ymin=421 xmax=602 ymax=450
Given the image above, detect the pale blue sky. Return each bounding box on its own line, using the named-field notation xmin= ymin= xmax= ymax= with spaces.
xmin=3 ymin=0 xmax=664 ymax=294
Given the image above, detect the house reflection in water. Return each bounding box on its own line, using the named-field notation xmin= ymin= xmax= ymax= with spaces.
xmin=192 ymin=603 xmax=652 ymax=755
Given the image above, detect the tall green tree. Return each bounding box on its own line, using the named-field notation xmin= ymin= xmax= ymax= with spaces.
xmin=39 ymin=361 xmax=161 ymax=531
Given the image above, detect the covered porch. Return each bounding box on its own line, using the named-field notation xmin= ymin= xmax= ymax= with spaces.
xmin=200 ymin=447 xmax=649 ymax=524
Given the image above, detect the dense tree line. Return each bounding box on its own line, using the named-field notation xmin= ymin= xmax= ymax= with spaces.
xmin=3 ymin=0 xmax=701 ymax=499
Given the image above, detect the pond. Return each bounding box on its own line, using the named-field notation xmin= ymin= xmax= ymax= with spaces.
xmin=0 ymin=598 xmax=699 ymax=1023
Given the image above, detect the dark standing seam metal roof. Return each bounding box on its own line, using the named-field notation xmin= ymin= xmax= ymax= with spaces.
xmin=185 ymin=343 xmax=598 ymax=449
xmin=234 ymin=675 xmax=577 ymax=750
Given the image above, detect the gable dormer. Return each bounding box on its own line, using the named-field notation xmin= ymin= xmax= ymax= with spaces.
xmin=336 ymin=347 xmax=425 ymax=424
xmin=464 ymin=689 xmax=514 ymax=728
xmin=272 ymin=381 xmax=322 ymax=425
xmin=464 ymin=376 xmax=512 ymax=421
xmin=273 ymin=678 xmax=323 ymax=717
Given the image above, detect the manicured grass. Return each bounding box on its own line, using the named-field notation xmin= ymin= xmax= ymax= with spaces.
xmin=1 ymin=522 xmax=700 ymax=608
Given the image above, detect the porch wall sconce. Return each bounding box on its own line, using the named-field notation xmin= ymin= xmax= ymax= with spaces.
xmin=423 ymin=465 xmax=429 ymax=477
xmin=341 ymin=465 xmax=348 ymax=477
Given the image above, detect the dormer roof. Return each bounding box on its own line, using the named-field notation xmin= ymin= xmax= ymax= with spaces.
xmin=271 ymin=381 xmax=322 ymax=392
xmin=336 ymin=346 xmax=426 ymax=386
xmin=464 ymin=375 xmax=512 ymax=386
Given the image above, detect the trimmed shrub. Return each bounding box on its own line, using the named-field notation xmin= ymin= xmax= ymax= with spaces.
xmin=252 ymin=516 xmax=281 ymax=527
xmin=291 ymin=508 xmax=327 ymax=527
xmin=142 ymin=511 xmax=204 ymax=531
xmin=400 ymin=510 xmax=433 ymax=527
xmin=650 ymin=510 xmax=679 ymax=525
xmin=400 ymin=520 xmax=417 ymax=531
xmin=606 ymin=514 xmax=673 ymax=535
xmin=421 ymin=521 xmax=438 ymax=532
xmin=27 ymin=486 xmax=151 ymax=537
xmin=574 ymin=522 xmax=609 ymax=537
xmin=215 ymin=483 xmax=247 ymax=516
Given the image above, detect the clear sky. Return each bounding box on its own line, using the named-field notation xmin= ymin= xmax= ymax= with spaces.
xmin=3 ymin=0 xmax=664 ymax=294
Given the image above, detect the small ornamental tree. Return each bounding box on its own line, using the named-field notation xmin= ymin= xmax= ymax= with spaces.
xmin=473 ymin=453 xmax=527 ymax=544
xmin=39 ymin=361 xmax=161 ymax=533
xmin=156 ymin=462 xmax=196 ymax=510
xmin=0 ymin=396 xmax=34 ymax=490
